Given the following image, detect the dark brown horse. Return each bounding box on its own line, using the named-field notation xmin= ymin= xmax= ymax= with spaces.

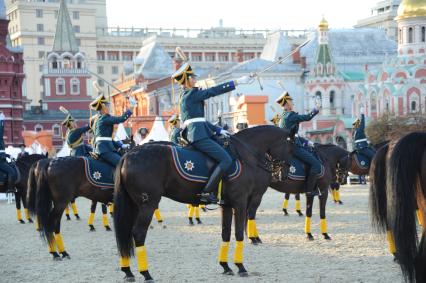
xmin=369 ymin=132 xmax=426 ymax=283
xmin=113 ymin=125 xmax=295 ymax=282
xmin=246 ymin=143 xmax=350 ymax=243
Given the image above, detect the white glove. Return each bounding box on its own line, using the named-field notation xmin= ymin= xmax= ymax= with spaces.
xmin=220 ymin=129 xmax=230 ymax=137
xmin=308 ymin=140 xmax=315 ymax=147
xmin=360 ymin=106 xmax=365 ymax=115
xmin=129 ymin=97 xmax=137 ymax=108
xmin=235 ymin=76 xmax=254 ymax=85
xmin=0 ymin=113 xmax=5 ymax=121
xmin=121 ymin=144 xmax=130 ymax=149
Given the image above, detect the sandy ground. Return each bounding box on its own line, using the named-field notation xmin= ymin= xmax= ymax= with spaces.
xmin=0 ymin=184 xmax=402 ymax=283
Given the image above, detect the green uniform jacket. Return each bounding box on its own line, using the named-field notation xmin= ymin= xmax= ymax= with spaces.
xmin=280 ymin=110 xmax=317 ymax=146
xmin=170 ymin=127 xmax=182 ymax=145
xmin=66 ymin=125 xmax=91 ymax=156
xmin=93 ymin=112 xmax=131 ymax=155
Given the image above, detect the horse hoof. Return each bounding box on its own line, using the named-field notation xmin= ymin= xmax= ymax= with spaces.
xmin=223 ymin=270 xmax=234 ymax=276
xmin=123 ymin=275 xmax=135 ymax=282
xmin=89 ymin=226 xmax=96 ymax=232
xmin=238 ymin=272 xmax=249 ymax=277
xmin=338 ymin=201 xmax=343 ymax=205
xmin=62 ymin=252 xmax=71 ymax=259
xmin=53 ymin=256 xmax=62 ymax=261
xmin=105 ymin=226 xmax=112 ymax=231
xmin=307 ymin=233 xmax=314 ymax=241
xmin=19 ymin=220 xmax=25 ymax=224
xmin=250 ymin=238 xmax=258 ymax=245
xmin=75 ymin=215 xmax=81 ymax=220
xmin=282 ymin=209 xmax=289 ymax=216
xmin=66 ymin=216 xmax=71 ymax=221
xmin=297 ymin=211 xmax=304 ymax=217
xmin=255 ymin=237 xmax=262 ymax=244
xmin=323 ymin=233 xmax=332 ymax=240
xmin=28 ymin=218 xmax=33 ymax=223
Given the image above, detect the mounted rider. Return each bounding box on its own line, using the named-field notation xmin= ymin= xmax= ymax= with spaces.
xmin=90 ymin=94 xmax=132 ymax=167
xmin=0 ymin=112 xmax=17 ymax=193
xmin=352 ymin=107 xmax=375 ymax=161
xmin=174 ymin=61 xmax=254 ymax=204
xmin=62 ymin=114 xmax=92 ymax=157
xmin=277 ymin=92 xmax=321 ymax=196
xmin=168 ymin=114 xmax=182 ymax=145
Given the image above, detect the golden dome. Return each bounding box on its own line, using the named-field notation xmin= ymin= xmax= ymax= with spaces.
xmin=396 ymin=0 xmax=426 ymax=20
xmin=318 ymin=17 xmax=329 ymax=31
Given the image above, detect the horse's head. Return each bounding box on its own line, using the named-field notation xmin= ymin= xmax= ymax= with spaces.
xmin=266 ymin=128 xmax=295 ymax=180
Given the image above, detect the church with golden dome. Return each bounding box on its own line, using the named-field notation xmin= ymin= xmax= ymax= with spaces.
xmin=354 ymin=0 xmax=426 ymax=118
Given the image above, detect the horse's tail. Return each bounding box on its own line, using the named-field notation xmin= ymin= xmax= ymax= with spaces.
xmin=35 ymin=160 xmax=54 ymax=244
xmin=113 ymin=156 xmax=136 ymax=258
xmin=368 ymin=143 xmax=389 ymax=233
xmin=387 ymin=132 xmax=426 ymax=283
xmin=26 ymin=163 xmax=38 ymax=216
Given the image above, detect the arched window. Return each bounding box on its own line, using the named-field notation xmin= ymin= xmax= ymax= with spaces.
xmin=52 ymin=57 xmax=58 ymax=69
xmin=70 ymin=78 xmax=80 ymax=95
xmin=63 ymin=56 xmax=71 ymax=69
xmin=399 ymin=28 xmax=402 ymax=44
xmin=329 ymin=90 xmax=335 ymax=108
xmin=385 ymin=99 xmax=390 ymax=112
xmin=56 ymin=78 xmax=65 ymax=95
xmin=408 ymin=27 xmax=413 ymax=43
xmin=422 ymin=27 xmax=426 ymax=42
xmin=35 ymin=124 xmax=43 ymax=132
xmin=411 ymin=100 xmax=417 ymax=112
xmin=371 ymin=97 xmax=377 ymax=111
xmin=315 ymin=91 xmax=322 ymax=107
xmin=76 ymin=58 xmax=83 ymax=69
xmin=52 ymin=124 xmax=61 ymax=137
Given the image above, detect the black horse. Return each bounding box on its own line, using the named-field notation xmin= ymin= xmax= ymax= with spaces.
xmin=0 ymin=154 xmax=46 ymax=223
xmin=113 ymin=125 xmax=295 ymax=282
xmin=369 ymin=132 xmax=426 ymax=283
xmin=246 ymin=143 xmax=349 ymax=243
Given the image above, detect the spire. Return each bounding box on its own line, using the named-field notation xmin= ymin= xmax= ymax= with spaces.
xmin=313 ymin=17 xmax=335 ymax=77
xmin=0 ymin=0 xmax=5 ymax=20
xmin=52 ymin=0 xmax=79 ymax=53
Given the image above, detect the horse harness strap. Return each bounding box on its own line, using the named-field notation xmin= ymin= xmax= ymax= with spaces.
xmin=355 ymin=138 xmax=367 ymax=143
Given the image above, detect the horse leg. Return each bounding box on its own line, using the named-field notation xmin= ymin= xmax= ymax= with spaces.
xmin=132 ymin=206 xmax=155 ymax=282
xmin=51 ymin=204 xmax=70 ymax=259
xmin=218 ymin=205 xmax=234 ymax=275
xmin=101 ymin=204 xmax=111 ymax=231
xmin=295 ymin=193 xmax=303 ymax=216
xmin=417 ymin=209 xmax=424 ymax=227
xmin=194 ymin=205 xmax=202 ymax=224
xmin=88 ymin=201 xmax=97 ymax=231
xmin=319 ymin=191 xmax=331 ymax=240
xmin=305 ymin=195 xmax=314 ymax=241
xmin=64 ymin=204 xmax=71 ymax=221
xmin=386 ymin=230 xmax=397 ymax=259
xmin=109 ymin=203 xmax=114 ymax=217
xmin=21 ymin=193 xmax=33 ymax=223
xmin=247 ymin=195 xmax=262 ymax=245
xmin=14 ymin=191 xmax=24 ymax=224
xmin=70 ymin=198 xmax=80 ymax=220
xmin=234 ymin=206 xmax=249 ymax=276
xmin=153 ymin=208 xmax=165 ymax=228
xmin=187 ymin=205 xmax=195 ymax=225
xmin=282 ymin=193 xmax=290 ymax=216
xmin=334 ymin=182 xmax=343 ymax=205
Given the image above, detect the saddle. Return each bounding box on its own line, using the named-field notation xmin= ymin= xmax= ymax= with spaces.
xmin=80 ymin=157 xmax=114 ymax=189
xmin=350 ymin=151 xmax=370 ymax=169
xmin=288 ymin=150 xmax=325 ymax=181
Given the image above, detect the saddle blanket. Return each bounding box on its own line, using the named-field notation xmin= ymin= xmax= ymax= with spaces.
xmin=80 ymin=157 xmax=114 ymax=189
xmin=288 ymin=158 xmax=325 ymax=181
xmin=170 ymin=145 xmax=242 ymax=183
xmin=354 ymin=153 xmax=370 ymax=169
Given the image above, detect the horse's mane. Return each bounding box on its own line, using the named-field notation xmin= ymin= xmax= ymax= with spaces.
xmin=235 ymin=125 xmax=288 ymax=139
xmin=17 ymin=153 xmax=46 ymax=164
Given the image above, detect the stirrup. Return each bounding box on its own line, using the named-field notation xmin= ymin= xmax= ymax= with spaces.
xmin=200 ymin=193 xmax=219 ymax=204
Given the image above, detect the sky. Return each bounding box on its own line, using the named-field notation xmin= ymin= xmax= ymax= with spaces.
xmin=106 ymin=0 xmax=376 ymax=30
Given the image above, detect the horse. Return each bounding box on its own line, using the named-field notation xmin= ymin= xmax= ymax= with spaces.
xmin=88 ymin=201 xmax=111 ymax=231
xmin=113 ymin=125 xmax=295 ymax=282
xmin=369 ymin=132 xmax=426 ymax=283
xmin=0 ymin=154 xmax=46 ymax=224
xmin=281 ymin=193 xmax=303 ymax=216
xmin=246 ymin=143 xmax=350 ymax=244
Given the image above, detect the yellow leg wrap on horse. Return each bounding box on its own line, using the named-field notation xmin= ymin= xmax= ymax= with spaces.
xmin=233 ymin=241 xmax=244 ymax=264
xmin=54 ymin=233 xmax=65 ymax=253
xmin=386 ymin=230 xmax=396 ymax=254
xmin=135 ymin=246 xmax=149 ymax=272
xmin=320 ymin=219 xmax=327 ymax=234
xmin=417 ymin=210 xmax=424 ymax=227
xmin=247 ymin=219 xmax=256 ymax=238
xmin=24 ymin=208 xmax=30 ymax=220
xmin=154 ymin=209 xmax=163 ymax=222
xmin=305 ymin=217 xmax=311 ymax=234
xmin=71 ymin=202 xmax=78 ymax=215
xmin=48 ymin=238 xmax=56 ymax=253
xmin=331 ymin=190 xmax=336 ymax=201
xmin=295 ymin=200 xmax=301 ymax=211
xmin=195 ymin=206 xmax=200 ymax=218
xmin=16 ymin=209 xmax=22 ymax=221
xmin=188 ymin=206 xmax=194 ymax=218
xmin=218 ymin=180 xmax=223 ymax=200
xmin=102 ymin=214 xmax=109 ymax=227
xmin=200 ymin=204 xmax=205 ymax=209
xmin=218 ymin=242 xmax=230 ymax=262
xmin=35 ymin=216 xmax=40 ymax=231
xmin=336 ymin=191 xmax=341 ymax=202
xmin=109 ymin=203 xmax=114 ymax=214
xmin=88 ymin=212 xmax=95 ymax=225
xmin=119 ymin=256 xmax=130 ymax=268
xmin=282 ymin=199 xmax=289 ymax=209
xmin=64 ymin=206 xmax=70 ymax=216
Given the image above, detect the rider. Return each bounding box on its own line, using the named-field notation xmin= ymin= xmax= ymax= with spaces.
xmin=277 ymin=91 xmax=321 ymax=196
xmin=0 ymin=112 xmax=17 ymax=193
xmin=62 ymin=114 xmax=92 ymax=157
xmin=168 ymin=114 xmax=182 ymax=145
xmin=174 ymin=61 xmax=254 ymax=203
xmin=90 ymin=94 xmax=132 ymax=167
xmin=17 ymin=144 xmax=29 ymax=159
xmin=352 ymin=107 xmax=375 ymax=161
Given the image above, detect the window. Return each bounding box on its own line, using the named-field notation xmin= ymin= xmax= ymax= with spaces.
xmin=76 ymin=38 xmax=81 ymax=46
xmin=71 ymin=78 xmax=80 ymax=95
xmin=97 ymin=66 xmax=104 ymax=74
xmin=54 ymin=10 xmax=59 ymax=19
xmin=107 ymin=51 xmax=119 ymax=61
xmin=35 ymin=124 xmax=43 ymax=132
xmin=122 ymin=52 xmax=133 ymax=61
xmin=38 ymin=51 xmax=45 ymax=58
xmin=98 ymin=79 xmax=104 ymax=87
xmin=63 ymin=56 xmax=71 ymax=69
xmin=73 ymin=25 xmax=80 ymax=33
xmin=422 ymin=27 xmax=425 ymax=42
xmin=97 ymin=51 xmax=105 ymax=61
xmin=73 ymin=11 xmax=80 ymax=20
xmin=52 ymin=124 xmax=61 ymax=137
xmin=411 ymin=101 xmax=417 ymax=112
xmin=51 ymin=58 xmax=58 ymax=69
xmin=218 ymin=53 xmax=229 ymax=62
xmin=205 ymin=53 xmax=215 ymax=62
xmin=56 ymin=78 xmax=65 ymax=95
xmin=191 ymin=53 xmax=202 ymax=62
xmin=37 ymin=37 xmax=45 ymax=45
xmin=315 ymin=91 xmax=322 ymax=105
xmin=408 ymin=27 xmax=413 ymax=43
xmin=76 ymin=58 xmax=83 ymax=69
xmin=39 ymin=64 xmax=43 ymax=72
xmin=112 ymin=66 xmax=119 ymax=74
xmin=37 ymin=24 xmax=44 ymax=32
xmin=36 ymin=9 xmax=43 ymax=18
xmin=329 ymin=90 xmax=335 ymax=108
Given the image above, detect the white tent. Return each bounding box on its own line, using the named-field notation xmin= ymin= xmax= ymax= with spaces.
xmin=5 ymin=146 xmax=31 ymax=159
xmin=140 ymin=117 xmax=169 ymax=145
xmin=114 ymin=123 xmax=128 ymax=141
xmin=56 ymin=142 xmax=71 ymax=157
xmin=30 ymin=141 xmax=46 ymax=155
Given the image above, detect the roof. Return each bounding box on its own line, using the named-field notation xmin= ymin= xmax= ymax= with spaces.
xmin=260 ymin=31 xmax=292 ymax=62
xmin=339 ymin=71 xmax=365 ymax=81
xmin=134 ymin=41 xmax=173 ymax=79
xmin=23 ymin=109 xmax=91 ymax=121
xmin=306 ymin=126 xmax=334 ymax=134
xmin=52 ymin=0 xmax=79 ymax=53
xmin=224 ymin=57 xmax=300 ymax=75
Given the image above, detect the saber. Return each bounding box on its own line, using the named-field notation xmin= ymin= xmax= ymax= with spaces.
xmin=59 ymin=106 xmax=69 ymax=115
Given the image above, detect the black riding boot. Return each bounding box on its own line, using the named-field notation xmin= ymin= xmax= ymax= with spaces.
xmin=305 ymin=172 xmax=319 ymax=197
xmin=200 ymin=166 xmax=225 ymax=204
